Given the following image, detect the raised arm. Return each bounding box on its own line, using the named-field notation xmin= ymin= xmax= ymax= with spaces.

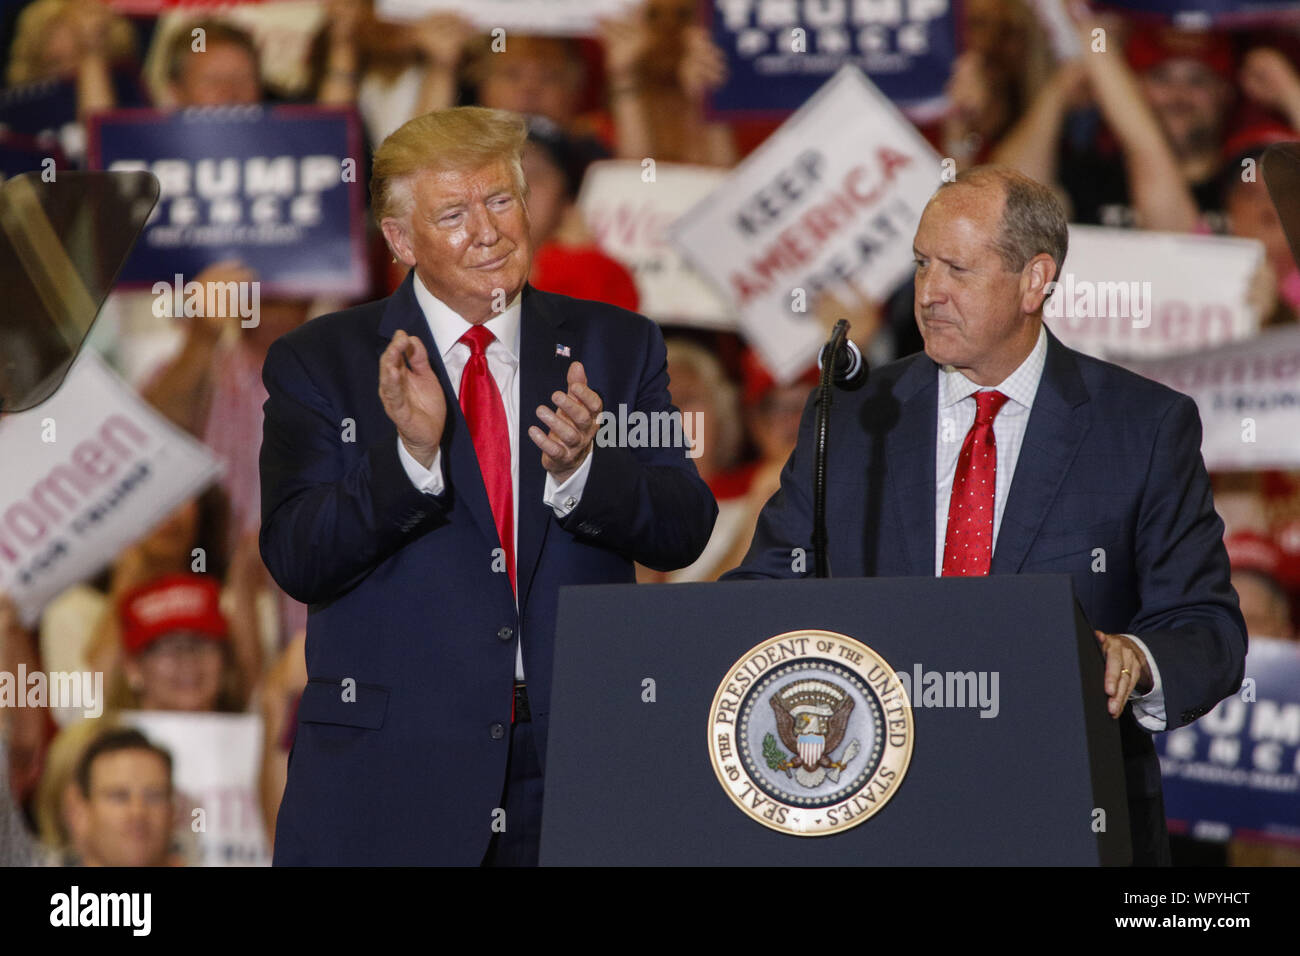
xmin=258 ymin=331 xmax=449 ymax=604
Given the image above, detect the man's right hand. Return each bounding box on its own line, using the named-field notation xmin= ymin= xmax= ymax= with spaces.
xmin=379 ymin=329 xmax=446 ymax=468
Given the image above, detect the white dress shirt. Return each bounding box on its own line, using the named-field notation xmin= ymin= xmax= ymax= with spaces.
xmin=396 ymin=272 xmax=594 ymax=678
xmin=932 ymin=324 xmax=1166 ymax=729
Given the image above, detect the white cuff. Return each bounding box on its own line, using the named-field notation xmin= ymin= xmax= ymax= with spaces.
xmin=1121 ymin=632 xmax=1166 ymax=732
xmin=398 ymin=436 xmax=445 ymax=496
xmin=543 ymin=446 xmax=594 ymax=517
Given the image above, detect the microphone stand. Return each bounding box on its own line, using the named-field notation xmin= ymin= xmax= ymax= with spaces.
xmin=812 ymin=319 xmax=850 ymax=579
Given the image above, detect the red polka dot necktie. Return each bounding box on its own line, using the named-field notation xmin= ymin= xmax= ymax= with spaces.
xmin=459 ymin=325 xmax=515 ymax=595
xmin=942 ymin=389 xmax=1010 ymax=577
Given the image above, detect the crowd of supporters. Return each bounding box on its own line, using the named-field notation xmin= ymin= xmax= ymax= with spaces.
xmin=1 ymin=0 xmax=1298 ymax=866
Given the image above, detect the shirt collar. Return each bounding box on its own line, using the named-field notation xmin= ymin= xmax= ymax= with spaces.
xmin=412 ymin=271 xmax=522 ymax=362
xmin=938 ymin=324 xmax=1047 ymax=411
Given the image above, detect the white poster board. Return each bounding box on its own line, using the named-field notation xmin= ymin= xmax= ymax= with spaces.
xmin=0 ymin=353 xmax=222 ymax=625
xmin=671 ymin=66 xmax=942 ymax=382
xmin=579 ymin=160 xmax=735 ymax=330
xmin=1118 ymin=325 xmax=1300 ymax=471
xmin=125 ymin=710 xmax=270 ymax=867
xmin=1046 ymin=225 xmax=1263 ymax=360
xmin=375 ymin=0 xmax=638 ymax=33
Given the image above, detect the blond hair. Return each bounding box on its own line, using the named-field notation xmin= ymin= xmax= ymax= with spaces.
xmin=370 ymin=107 xmax=528 ymax=230
xmin=665 ymin=338 xmax=742 ymax=472
xmin=7 ymin=0 xmax=138 ymax=86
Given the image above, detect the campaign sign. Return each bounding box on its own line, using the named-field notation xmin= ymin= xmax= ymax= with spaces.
xmin=579 ymin=160 xmax=735 ymax=330
xmin=671 ymin=66 xmax=942 ymax=382
xmin=1097 ymin=0 xmax=1300 ymax=27
xmin=0 ymin=352 xmax=222 ymax=626
xmin=0 ymin=73 xmax=147 ymax=167
xmin=125 ymin=711 xmax=271 ymax=866
xmin=705 ymin=0 xmax=960 ymax=120
xmin=87 ymin=105 xmax=367 ymax=297
xmin=0 ymin=79 xmax=83 ymax=168
xmin=0 ymin=132 xmax=65 ymax=181
xmin=1157 ymin=636 xmax=1300 ymax=847
xmin=1046 ymin=225 xmax=1262 ymax=361
xmin=375 ymin=0 xmax=638 ymax=33
xmin=1118 ymin=325 xmax=1300 ymax=471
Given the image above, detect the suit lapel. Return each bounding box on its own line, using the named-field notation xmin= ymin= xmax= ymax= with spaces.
xmin=990 ymin=329 xmax=1092 ymax=574
xmin=516 ymin=285 xmax=572 ymax=606
xmin=375 ymin=271 xmax=499 ymax=556
xmin=884 ymin=355 xmax=939 ymax=577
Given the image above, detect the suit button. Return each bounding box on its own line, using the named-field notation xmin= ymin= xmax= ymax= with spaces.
xmin=489 ymin=722 xmax=506 ymax=739
xmin=497 ymin=626 xmax=513 ymax=642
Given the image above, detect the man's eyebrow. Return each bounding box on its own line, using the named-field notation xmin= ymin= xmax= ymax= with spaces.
xmin=429 ymin=189 xmax=515 ymax=217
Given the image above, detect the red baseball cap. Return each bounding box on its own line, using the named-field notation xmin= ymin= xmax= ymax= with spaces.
xmin=1222 ymin=121 xmax=1300 ymax=163
xmin=1225 ymin=530 xmax=1287 ymax=588
xmin=1126 ymin=28 xmax=1235 ymax=82
xmin=741 ymin=349 xmax=820 ymax=407
xmin=1269 ymin=518 xmax=1300 ymax=591
xmin=119 ymin=573 xmax=228 ymax=656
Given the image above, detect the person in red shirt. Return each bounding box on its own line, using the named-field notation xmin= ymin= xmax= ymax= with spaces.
xmin=520 ymin=116 xmax=639 ymax=312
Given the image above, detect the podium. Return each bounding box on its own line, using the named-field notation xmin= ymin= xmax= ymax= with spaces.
xmin=540 ymin=574 xmax=1131 ymax=865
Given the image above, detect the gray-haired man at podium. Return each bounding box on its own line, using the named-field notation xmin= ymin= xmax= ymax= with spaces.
xmin=725 ymin=166 xmax=1247 ymax=866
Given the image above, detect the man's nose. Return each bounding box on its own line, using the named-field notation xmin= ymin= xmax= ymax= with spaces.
xmin=467 ymin=205 xmax=502 ymax=245
xmin=916 ymin=269 xmax=945 ymax=307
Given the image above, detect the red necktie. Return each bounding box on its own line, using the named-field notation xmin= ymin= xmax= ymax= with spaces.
xmin=941 ymin=389 xmax=1010 ymax=577
xmin=458 ymin=326 xmax=515 ymax=594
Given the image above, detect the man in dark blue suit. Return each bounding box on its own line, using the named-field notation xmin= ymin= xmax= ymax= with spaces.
xmin=725 ymin=167 xmax=1246 ymax=865
xmin=259 ymin=107 xmax=715 ymax=865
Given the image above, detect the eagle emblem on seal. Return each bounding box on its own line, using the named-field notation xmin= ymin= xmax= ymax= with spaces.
xmin=764 ymin=679 xmax=862 ymax=789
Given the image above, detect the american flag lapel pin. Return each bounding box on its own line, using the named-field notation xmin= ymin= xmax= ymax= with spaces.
xmin=555 ymin=343 xmax=571 ymax=357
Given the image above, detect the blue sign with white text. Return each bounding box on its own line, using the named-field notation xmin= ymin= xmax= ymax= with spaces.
xmin=87 ymin=105 xmax=368 ymax=297
xmin=1156 ymin=636 xmax=1300 ymax=847
xmin=705 ymin=0 xmax=961 ymax=119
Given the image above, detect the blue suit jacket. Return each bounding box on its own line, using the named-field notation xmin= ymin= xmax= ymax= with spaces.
xmin=725 ymin=328 xmax=1246 ymax=864
xmin=260 ymin=274 xmax=716 ymax=864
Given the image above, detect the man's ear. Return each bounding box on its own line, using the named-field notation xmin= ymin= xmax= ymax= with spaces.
xmin=1022 ymin=253 xmax=1058 ymax=314
xmin=380 ymin=217 xmax=415 ymax=267
xmin=63 ymin=780 xmax=89 ymax=845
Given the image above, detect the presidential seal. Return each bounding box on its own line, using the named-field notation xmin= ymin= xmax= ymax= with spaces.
xmin=707 ymin=630 xmax=913 ymax=836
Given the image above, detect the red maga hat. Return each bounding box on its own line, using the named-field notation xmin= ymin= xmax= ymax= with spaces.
xmin=119 ymin=573 xmax=228 ymax=656
xmin=1225 ymin=530 xmax=1287 ymax=588
xmin=1126 ymin=28 xmax=1235 ymax=81
xmin=740 ymin=348 xmax=820 ymax=408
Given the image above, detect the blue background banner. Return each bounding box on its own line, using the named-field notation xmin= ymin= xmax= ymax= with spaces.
xmin=87 ymin=105 xmax=368 ymax=297
xmin=0 ymin=131 xmax=66 ymax=180
xmin=1157 ymin=636 xmax=1300 ymax=847
xmin=703 ymin=0 xmax=961 ymax=119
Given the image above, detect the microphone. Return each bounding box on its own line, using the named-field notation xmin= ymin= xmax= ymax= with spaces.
xmin=817 ymin=334 xmax=868 ymax=389
xmin=811 ymin=320 xmax=869 ymax=578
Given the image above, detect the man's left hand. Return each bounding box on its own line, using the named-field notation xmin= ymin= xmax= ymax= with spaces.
xmin=1095 ymin=630 xmax=1153 ymax=718
xmin=530 ymin=361 xmax=603 ymax=483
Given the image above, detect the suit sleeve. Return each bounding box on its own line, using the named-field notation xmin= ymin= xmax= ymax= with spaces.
xmin=720 ymin=391 xmax=819 ymax=580
xmin=556 ymin=318 xmax=717 ymax=572
xmin=1127 ymin=394 xmax=1247 ymax=732
xmin=259 ymin=337 xmax=449 ymax=605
